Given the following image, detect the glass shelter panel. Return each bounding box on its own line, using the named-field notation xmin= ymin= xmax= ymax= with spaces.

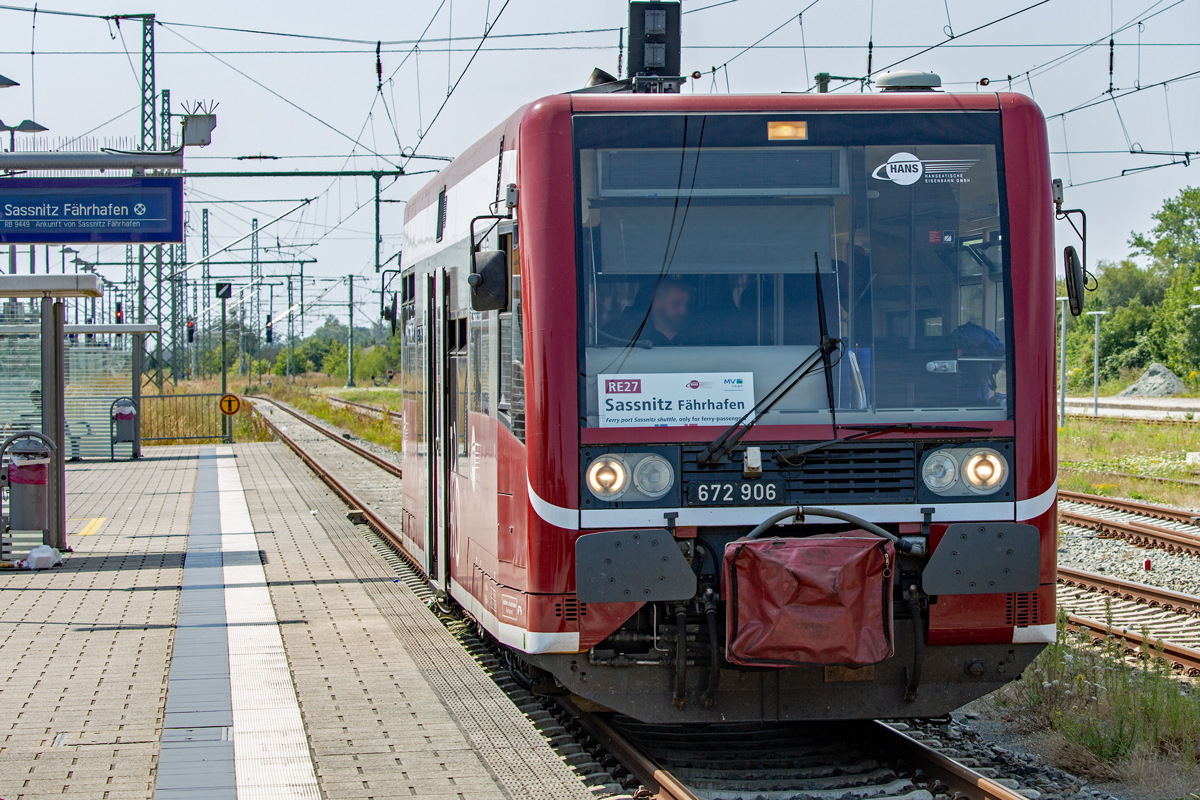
xmin=1 ymin=311 xmax=135 ymax=459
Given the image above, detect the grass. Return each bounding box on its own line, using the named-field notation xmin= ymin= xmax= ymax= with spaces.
xmin=259 ymin=382 xmax=404 ymax=453
xmin=992 ymin=610 xmax=1200 ymax=798
xmin=1058 ymin=416 xmax=1200 ymax=507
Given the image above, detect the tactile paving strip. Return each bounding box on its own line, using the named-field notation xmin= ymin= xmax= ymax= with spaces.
xmin=236 ymin=441 xmax=595 ymax=800
xmin=156 ymin=447 xmax=236 ymax=800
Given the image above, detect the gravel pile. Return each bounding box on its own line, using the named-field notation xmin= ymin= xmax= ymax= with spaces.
xmin=904 ymin=716 xmax=1125 ymax=800
xmin=1058 ymin=524 xmax=1200 ymax=596
xmin=1116 ymin=363 xmax=1186 ymax=397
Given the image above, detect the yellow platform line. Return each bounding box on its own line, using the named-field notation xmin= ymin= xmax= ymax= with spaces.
xmin=77 ymin=517 xmax=106 ymax=536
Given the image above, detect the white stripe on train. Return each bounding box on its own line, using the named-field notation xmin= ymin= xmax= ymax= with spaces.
xmin=527 ymin=476 xmax=1059 ymax=530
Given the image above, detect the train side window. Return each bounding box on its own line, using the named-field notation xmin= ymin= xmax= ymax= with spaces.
xmin=448 ymin=315 xmax=469 ymax=467
xmin=400 ymin=271 xmax=420 ymax=454
xmin=436 ymin=187 xmax=448 ymax=243
xmin=511 ymin=286 xmax=525 ymax=444
xmin=496 ymin=226 xmax=525 ymax=443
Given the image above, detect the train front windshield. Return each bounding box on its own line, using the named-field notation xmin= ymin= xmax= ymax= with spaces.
xmin=576 ymin=112 xmax=1011 ymax=430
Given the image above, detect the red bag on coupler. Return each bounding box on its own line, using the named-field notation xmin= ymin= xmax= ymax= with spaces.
xmin=723 ymin=533 xmax=894 ymax=667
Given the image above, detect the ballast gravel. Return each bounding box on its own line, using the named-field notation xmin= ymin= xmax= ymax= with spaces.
xmin=1057 ymin=523 xmax=1200 ymax=596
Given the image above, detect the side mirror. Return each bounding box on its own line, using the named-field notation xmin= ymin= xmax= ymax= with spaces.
xmin=381 ymin=294 xmax=398 ymax=336
xmin=468 ymin=250 xmax=508 ymax=311
xmin=1064 ymin=245 xmax=1085 ymax=316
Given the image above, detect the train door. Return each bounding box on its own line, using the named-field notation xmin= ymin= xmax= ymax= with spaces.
xmin=426 ymin=268 xmax=455 ymax=593
xmin=424 ymin=273 xmax=439 ymax=582
xmin=437 ymin=270 xmax=455 ymax=593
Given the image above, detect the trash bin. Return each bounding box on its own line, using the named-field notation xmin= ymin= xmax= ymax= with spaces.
xmin=110 ymin=398 xmax=139 ymax=460
xmin=7 ymin=439 xmax=51 ymax=534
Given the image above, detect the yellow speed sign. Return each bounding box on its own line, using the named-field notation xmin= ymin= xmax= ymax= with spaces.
xmin=219 ymin=394 xmax=241 ymax=416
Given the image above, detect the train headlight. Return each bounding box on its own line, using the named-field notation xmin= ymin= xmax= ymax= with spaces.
xmin=921 ymin=452 xmax=958 ymax=493
xmin=586 ymin=455 xmax=630 ymax=500
xmin=632 ymin=455 xmax=674 ymax=500
xmin=961 ymin=448 xmax=1008 ymax=495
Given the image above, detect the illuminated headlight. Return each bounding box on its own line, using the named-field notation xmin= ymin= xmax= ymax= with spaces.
xmin=632 ymin=455 xmax=674 ymax=499
xmin=961 ymin=448 xmax=1008 ymax=495
xmin=921 ymin=452 xmax=958 ymax=493
xmin=586 ymin=455 xmax=630 ymax=500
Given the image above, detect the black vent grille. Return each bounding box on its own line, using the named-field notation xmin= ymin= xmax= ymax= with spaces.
xmin=683 ymin=442 xmax=916 ymax=505
xmin=1006 ymin=592 xmax=1039 ymax=627
xmin=555 ymin=598 xmax=587 ymax=623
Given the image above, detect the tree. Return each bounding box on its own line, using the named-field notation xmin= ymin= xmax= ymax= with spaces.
xmin=1129 ymin=187 xmax=1200 ymax=376
xmin=1146 ymin=264 xmax=1200 ymax=375
xmin=1130 ymin=186 xmax=1200 ymax=271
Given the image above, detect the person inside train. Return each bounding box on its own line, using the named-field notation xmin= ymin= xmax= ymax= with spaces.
xmin=610 ymin=277 xmax=694 ymax=347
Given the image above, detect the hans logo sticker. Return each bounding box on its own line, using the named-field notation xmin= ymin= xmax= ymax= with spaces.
xmin=872 ymin=152 xmax=978 ymax=185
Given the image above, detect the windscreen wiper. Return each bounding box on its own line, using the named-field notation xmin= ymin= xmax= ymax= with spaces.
xmin=699 ymin=335 xmax=840 ymax=465
xmin=775 ymin=423 xmax=994 ymax=465
xmin=700 ymin=255 xmax=842 ymax=466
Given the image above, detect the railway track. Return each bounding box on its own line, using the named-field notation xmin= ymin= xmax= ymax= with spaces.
xmin=250 ymin=398 xmax=404 ymax=532
xmin=249 ymin=396 xmax=1031 ymax=800
xmin=253 ymin=396 xmax=402 ymax=478
xmin=1065 ymin=412 xmax=1197 ymax=426
xmin=1056 ymin=566 xmax=1200 ymax=676
xmin=325 ymin=394 xmax=404 ymax=425
xmin=1057 ymin=489 xmax=1200 ymax=555
xmin=562 ymin=699 xmax=1029 ymax=800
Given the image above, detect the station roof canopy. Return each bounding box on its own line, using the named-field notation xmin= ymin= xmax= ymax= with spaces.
xmin=0 ymin=324 xmax=159 ymax=335
xmin=0 ymin=275 xmax=102 ymax=298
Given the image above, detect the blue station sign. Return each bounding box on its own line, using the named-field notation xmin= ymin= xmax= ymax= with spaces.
xmin=0 ymin=177 xmax=183 ymax=244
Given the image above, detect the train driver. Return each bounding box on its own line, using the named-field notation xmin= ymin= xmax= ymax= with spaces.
xmin=642 ymin=278 xmax=693 ymax=346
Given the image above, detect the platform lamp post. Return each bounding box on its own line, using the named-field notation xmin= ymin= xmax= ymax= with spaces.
xmin=1 ymin=116 xmax=48 ymax=319
xmin=60 ymin=247 xmax=79 ymax=325
xmin=1085 ymin=310 xmax=1108 ymax=417
xmin=74 ymin=258 xmax=97 ymax=329
xmin=0 ymin=76 xmax=11 ymax=321
xmin=1057 ymin=296 xmax=1069 ymax=428
xmin=1188 ymin=289 xmax=1200 ymax=379
xmin=346 ymin=276 xmax=355 ymax=388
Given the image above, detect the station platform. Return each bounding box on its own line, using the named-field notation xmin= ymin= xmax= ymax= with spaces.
xmin=0 ymin=443 xmax=594 ymax=800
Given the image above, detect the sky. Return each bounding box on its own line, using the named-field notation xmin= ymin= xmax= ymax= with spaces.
xmin=1 ymin=0 xmax=1197 ymax=329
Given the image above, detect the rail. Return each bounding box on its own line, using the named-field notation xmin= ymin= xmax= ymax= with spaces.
xmin=1056 ymin=566 xmax=1200 ymax=675
xmin=1058 ymin=565 xmax=1200 ymax=616
xmin=1065 ymin=413 xmax=1197 ymax=426
xmin=251 ymin=396 xmax=401 ymax=479
xmin=248 ymin=400 xmax=416 ymax=573
xmin=325 ymin=395 xmax=403 ymax=425
xmin=1065 ymin=614 xmax=1200 ymax=675
xmin=1058 ymin=490 xmax=1200 ymax=526
xmin=1057 ymin=493 xmax=1200 ymax=556
xmin=556 ymin=694 xmax=1029 ymax=800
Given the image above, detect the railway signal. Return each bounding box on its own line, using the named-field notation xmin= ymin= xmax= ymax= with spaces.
xmin=265 ymin=313 xmax=273 ymax=343
xmin=186 ymin=317 xmax=195 ymax=343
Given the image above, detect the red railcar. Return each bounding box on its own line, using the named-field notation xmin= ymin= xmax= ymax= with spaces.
xmin=400 ymin=87 xmax=1057 ymax=722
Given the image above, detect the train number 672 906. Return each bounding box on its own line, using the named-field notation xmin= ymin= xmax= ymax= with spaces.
xmin=688 ymin=480 xmax=783 ymax=505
